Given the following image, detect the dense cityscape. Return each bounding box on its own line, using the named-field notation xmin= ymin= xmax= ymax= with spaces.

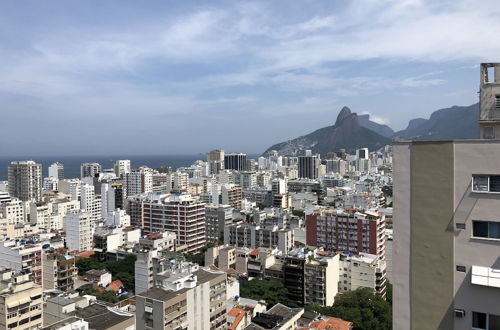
xmin=1 ymin=1 xmax=499 ymax=330
xmin=0 ymin=140 xmax=393 ymax=329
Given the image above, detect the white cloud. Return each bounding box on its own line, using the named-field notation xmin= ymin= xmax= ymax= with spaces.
xmin=361 ymin=112 xmax=391 ymax=126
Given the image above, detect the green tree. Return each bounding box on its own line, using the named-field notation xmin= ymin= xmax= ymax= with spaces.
xmin=307 ymin=288 xmax=392 ymax=330
xmin=386 ymin=282 xmax=392 ymax=306
xmin=240 ymin=279 xmax=295 ymax=308
xmin=291 ymin=209 xmax=305 ymax=218
xmin=76 ymin=255 xmax=137 ymax=291
xmin=81 ymin=287 xmax=119 ymax=303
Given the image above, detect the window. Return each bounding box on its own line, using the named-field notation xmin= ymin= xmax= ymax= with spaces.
xmin=496 ymin=95 xmax=500 ymax=111
xmin=473 ymin=221 xmax=500 ymax=239
xmin=472 ymin=175 xmax=500 ymax=192
xmin=473 ymin=176 xmax=489 ymax=192
xmin=473 ymin=311 xmax=500 ymax=330
xmin=483 ymin=127 xmax=495 ymax=139
xmin=473 ymin=312 xmax=487 ymax=329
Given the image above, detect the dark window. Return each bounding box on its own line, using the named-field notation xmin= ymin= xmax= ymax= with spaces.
xmin=489 ymin=314 xmax=500 ymax=330
xmin=473 ymin=312 xmax=487 ymax=329
xmin=490 ymin=176 xmax=500 ymax=192
xmin=473 ymin=221 xmax=489 ymax=238
xmin=456 ymin=265 xmax=466 ymax=272
xmin=496 ymin=95 xmax=500 ymax=111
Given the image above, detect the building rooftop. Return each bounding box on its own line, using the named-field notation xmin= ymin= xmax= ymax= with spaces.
xmin=247 ymin=303 xmax=304 ymax=330
xmin=47 ymin=296 xmax=75 ymax=307
xmin=75 ymin=303 xmax=134 ymax=330
xmin=41 ymin=316 xmax=84 ymax=330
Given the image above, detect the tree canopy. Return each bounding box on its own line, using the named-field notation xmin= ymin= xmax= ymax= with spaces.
xmin=240 ymin=279 xmax=297 ymax=308
xmin=306 ymin=288 xmax=392 ymax=330
xmin=76 ymin=255 xmax=137 ymax=291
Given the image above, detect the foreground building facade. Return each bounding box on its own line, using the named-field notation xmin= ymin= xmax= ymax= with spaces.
xmin=394 ymin=140 xmax=500 ymax=330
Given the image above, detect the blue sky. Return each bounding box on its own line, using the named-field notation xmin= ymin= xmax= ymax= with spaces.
xmin=0 ymin=0 xmax=498 ymax=156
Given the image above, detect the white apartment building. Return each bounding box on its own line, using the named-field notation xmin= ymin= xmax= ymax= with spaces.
xmin=43 ymin=176 xmax=59 ymax=191
xmin=64 ymin=210 xmax=92 ymax=252
xmin=58 ymin=179 xmax=81 ymax=201
xmin=80 ymin=184 xmax=101 ymax=221
xmin=338 ymin=252 xmax=387 ymax=298
xmin=126 ymin=169 xmax=153 ymax=197
xmin=48 ymin=162 xmax=64 ymax=180
xmin=100 ymin=182 xmax=116 ymax=218
xmin=114 ymin=159 xmax=131 ymax=177
xmin=0 ymin=240 xmax=44 ymax=285
xmin=224 ymin=223 xmax=294 ymax=253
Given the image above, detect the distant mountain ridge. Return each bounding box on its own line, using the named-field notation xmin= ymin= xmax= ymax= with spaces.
xmin=263 ymin=107 xmax=391 ymax=156
xmin=263 ymin=103 xmax=479 ymax=156
xmin=393 ymin=103 xmax=479 ymax=140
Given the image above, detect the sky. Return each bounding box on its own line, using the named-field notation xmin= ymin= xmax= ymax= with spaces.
xmin=0 ymin=0 xmax=499 ymax=156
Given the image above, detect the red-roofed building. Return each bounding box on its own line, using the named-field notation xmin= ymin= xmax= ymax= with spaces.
xmin=227 ymin=307 xmax=250 ymax=330
xmin=299 ymin=316 xmax=353 ymax=330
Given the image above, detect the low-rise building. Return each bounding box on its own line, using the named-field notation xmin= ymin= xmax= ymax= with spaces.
xmin=0 ymin=269 xmax=44 ymax=330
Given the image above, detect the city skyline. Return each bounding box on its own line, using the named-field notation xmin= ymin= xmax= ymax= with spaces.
xmin=1 ymin=0 xmax=498 ymax=155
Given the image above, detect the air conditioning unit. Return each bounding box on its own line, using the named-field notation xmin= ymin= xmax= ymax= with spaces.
xmin=454 ymin=309 xmax=465 ymax=318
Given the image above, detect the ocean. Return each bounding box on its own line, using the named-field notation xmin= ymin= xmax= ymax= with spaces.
xmin=0 ymin=154 xmax=206 ymax=181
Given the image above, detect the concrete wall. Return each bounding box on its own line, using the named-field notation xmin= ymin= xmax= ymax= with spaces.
xmin=393 ymin=141 xmax=455 ymax=330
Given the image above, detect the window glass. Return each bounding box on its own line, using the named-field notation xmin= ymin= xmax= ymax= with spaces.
xmin=473 ymin=221 xmax=489 ymax=238
xmin=490 ymin=176 xmax=500 ymax=192
xmin=489 ymin=314 xmax=500 ymax=330
xmin=473 ymin=176 xmax=489 ymax=192
xmin=489 ymin=222 xmax=500 ymax=239
xmin=473 ymin=311 xmax=487 ymax=329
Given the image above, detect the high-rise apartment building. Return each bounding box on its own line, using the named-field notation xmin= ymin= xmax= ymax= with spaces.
xmin=64 ymin=210 xmax=92 ymax=252
xmin=479 ymin=63 xmax=500 ymax=139
xmin=306 ymin=208 xmax=386 ymax=259
xmin=206 ymin=149 xmax=225 ymax=174
xmin=100 ymin=182 xmax=116 ymax=217
xmin=298 ymin=155 xmax=320 ymax=179
xmin=80 ymin=184 xmax=101 ymax=221
xmin=126 ymin=168 xmax=153 ymax=197
xmin=0 ymin=269 xmax=43 ymax=330
xmin=80 ymin=162 xmax=101 ymax=179
xmin=114 ymin=159 xmax=131 ymax=178
xmin=393 ymin=140 xmax=500 ymax=330
xmin=8 ymin=161 xmax=42 ymax=201
xmin=131 ymin=194 xmax=206 ymax=253
xmin=224 ymin=153 xmax=247 ymax=171
xmin=48 ymin=162 xmax=64 ymax=180
xmin=221 ymin=185 xmax=242 ymax=209
xmin=205 ymin=204 xmax=233 ymax=244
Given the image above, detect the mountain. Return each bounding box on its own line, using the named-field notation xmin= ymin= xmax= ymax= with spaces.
xmin=393 ymin=103 xmax=479 ymax=140
xmin=358 ymin=114 xmax=394 ymax=138
xmin=263 ymin=107 xmax=391 ymax=156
